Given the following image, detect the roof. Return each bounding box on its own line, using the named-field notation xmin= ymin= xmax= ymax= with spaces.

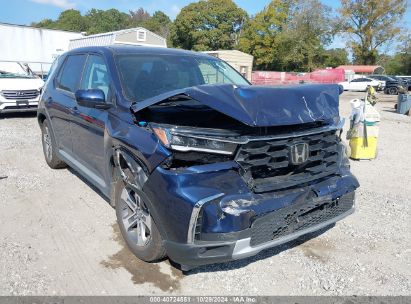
xmin=69 ymin=27 xmax=165 ymax=43
xmin=336 ymin=65 xmax=384 ymax=74
xmin=67 ymin=45 xmax=213 ymax=58
xmin=0 ymin=22 xmax=83 ymax=34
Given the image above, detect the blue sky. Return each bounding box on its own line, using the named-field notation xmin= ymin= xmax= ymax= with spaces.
xmin=1 ymin=0 xmax=409 ymax=51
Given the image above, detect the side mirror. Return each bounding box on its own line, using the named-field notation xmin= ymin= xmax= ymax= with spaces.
xmin=75 ymin=89 xmax=111 ymax=109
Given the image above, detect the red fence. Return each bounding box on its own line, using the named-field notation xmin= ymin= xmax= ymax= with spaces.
xmin=252 ymin=69 xmax=345 ymax=86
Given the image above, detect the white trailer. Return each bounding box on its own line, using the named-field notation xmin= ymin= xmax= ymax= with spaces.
xmin=0 ymin=22 xmax=83 ymax=75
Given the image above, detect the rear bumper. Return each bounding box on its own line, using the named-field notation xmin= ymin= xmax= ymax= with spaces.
xmin=164 ymin=192 xmax=355 ymax=267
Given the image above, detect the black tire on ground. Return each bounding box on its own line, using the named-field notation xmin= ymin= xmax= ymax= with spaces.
xmin=114 ymin=179 xmax=166 ymax=262
xmin=41 ymin=119 xmax=67 ymax=169
xmin=388 ymin=87 xmax=398 ymax=95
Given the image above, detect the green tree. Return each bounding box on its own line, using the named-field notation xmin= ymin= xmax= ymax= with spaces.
xmin=128 ymin=8 xmax=151 ymax=27
xmin=31 ymin=10 xmax=87 ymax=32
xmin=379 ymin=37 xmax=411 ymax=75
xmin=32 ymin=18 xmax=56 ymax=29
xmin=142 ymin=11 xmax=172 ymax=39
xmin=85 ymin=9 xmax=129 ymax=35
xmin=238 ymin=0 xmax=293 ymax=70
xmin=279 ymin=0 xmax=332 ymax=71
xmin=55 ymin=9 xmax=87 ymax=32
xmin=171 ymin=0 xmax=247 ymax=51
xmin=322 ymin=48 xmax=349 ymax=67
xmin=239 ymin=0 xmax=332 ymax=71
xmin=338 ymin=0 xmax=407 ymax=65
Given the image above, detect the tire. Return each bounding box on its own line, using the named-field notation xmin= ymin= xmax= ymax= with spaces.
xmin=41 ymin=119 xmax=66 ymax=169
xmin=114 ymin=179 xmax=166 ymax=262
xmin=388 ymin=87 xmax=398 ymax=95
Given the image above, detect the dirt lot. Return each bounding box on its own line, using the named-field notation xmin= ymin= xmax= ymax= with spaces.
xmin=0 ymin=91 xmax=410 ymax=296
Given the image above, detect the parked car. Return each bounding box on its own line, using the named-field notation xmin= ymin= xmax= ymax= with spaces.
xmin=338 ymin=77 xmax=380 ymax=91
xmin=0 ymin=62 xmax=44 ymax=113
xmin=37 ymin=46 xmax=359 ymax=270
xmin=368 ymin=75 xmax=402 ymax=95
xmin=389 ymin=76 xmax=411 ymax=91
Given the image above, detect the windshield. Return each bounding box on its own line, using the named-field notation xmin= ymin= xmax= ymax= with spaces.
xmin=116 ymin=54 xmax=250 ymax=102
xmin=0 ymin=71 xmax=34 ymax=79
xmin=0 ymin=62 xmax=35 ymax=79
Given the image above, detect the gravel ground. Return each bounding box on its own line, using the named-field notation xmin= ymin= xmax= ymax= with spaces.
xmin=0 ymin=91 xmax=410 ymax=295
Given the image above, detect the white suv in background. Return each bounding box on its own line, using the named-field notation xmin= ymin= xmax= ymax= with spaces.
xmin=0 ymin=62 xmax=44 ymax=113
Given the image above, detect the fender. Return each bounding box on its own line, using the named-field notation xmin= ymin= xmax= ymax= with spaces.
xmin=111 ymin=148 xmax=169 ymax=240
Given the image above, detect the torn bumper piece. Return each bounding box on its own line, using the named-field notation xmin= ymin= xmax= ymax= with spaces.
xmin=143 ymin=163 xmax=358 ymax=266
xmin=165 ymin=203 xmax=353 ymax=267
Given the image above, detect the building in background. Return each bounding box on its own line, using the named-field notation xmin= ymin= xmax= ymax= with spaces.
xmin=202 ymin=50 xmax=254 ymax=81
xmin=69 ymin=28 xmax=167 ymax=50
xmin=0 ymin=22 xmax=83 ymax=76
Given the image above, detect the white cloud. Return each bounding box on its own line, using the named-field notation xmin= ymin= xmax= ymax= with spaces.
xmin=30 ymin=0 xmax=76 ymax=9
xmin=171 ymin=4 xmax=181 ymax=17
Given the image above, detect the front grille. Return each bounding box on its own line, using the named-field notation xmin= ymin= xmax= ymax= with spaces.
xmin=250 ymin=191 xmax=354 ymax=247
xmin=235 ymin=130 xmax=340 ymax=193
xmin=1 ymin=90 xmax=39 ymax=100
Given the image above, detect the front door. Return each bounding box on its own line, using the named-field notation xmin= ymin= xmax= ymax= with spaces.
xmin=71 ymin=54 xmax=112 ymax=191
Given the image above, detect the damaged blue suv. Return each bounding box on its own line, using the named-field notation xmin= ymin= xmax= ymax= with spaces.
xmin=37 ymin=46 xmax=359 ymax=270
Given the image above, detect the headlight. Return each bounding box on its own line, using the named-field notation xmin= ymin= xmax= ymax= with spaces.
xmin=152 ymin=126 xmax=238 ymax=155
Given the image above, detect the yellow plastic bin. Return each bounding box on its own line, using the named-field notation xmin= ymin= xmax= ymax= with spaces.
xmin=349 ymin=122 xmax=379 ymax=160
xmin=350 ymin=137 xmax=378 ymax=159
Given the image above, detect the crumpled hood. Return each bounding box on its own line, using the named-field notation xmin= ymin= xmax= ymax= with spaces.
xmin=131 ymin=83 xmax=342 ymax=127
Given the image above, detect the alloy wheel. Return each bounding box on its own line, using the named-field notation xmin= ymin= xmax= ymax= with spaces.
xmin=119 ymin=186 xmax=152 ymax=247
xmin=43 ymin=126 xmax=53 ymax=161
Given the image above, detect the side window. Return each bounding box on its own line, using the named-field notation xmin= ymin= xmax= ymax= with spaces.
xmin=56 ymin=55 xmax=87 ymax=93
xmin=198 ymin=61 xmax=230 ymax=84
xmin=80 ymin=55 xmax=110 ymax=101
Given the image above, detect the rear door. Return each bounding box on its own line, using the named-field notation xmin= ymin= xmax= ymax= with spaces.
xmin=48 ymin=54 xmax=87 ymax=155
xmin=71 ymin=54 xmax=112 ymax=190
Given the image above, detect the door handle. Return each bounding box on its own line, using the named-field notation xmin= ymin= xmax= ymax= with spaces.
xmin=70 ymin=105 xmax=79 ymax=114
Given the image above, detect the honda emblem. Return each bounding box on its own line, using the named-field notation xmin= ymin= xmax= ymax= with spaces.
xmin=290 ymin=143 xmax=309 ymax=165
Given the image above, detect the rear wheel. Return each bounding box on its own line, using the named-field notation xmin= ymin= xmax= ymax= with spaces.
xmin=41 ymin=119 xmax=66 ymax=169
xmin=114 ymin=179 xmax=166 ymax=262
xmin=388 ymin=87 xmax=398 ymax=95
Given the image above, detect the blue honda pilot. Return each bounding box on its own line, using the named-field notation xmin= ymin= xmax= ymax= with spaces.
xmin=37 ymin=46 xmax=359 ymax=270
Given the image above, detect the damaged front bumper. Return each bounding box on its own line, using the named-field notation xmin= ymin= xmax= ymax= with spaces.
xmin=165 ymin=201 xmax=354 ymax=267
xmin=142 ymin=162 xmax=358 ymax=266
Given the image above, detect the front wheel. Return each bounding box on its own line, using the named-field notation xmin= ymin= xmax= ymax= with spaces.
xmin=114 ymin=179 xmax=166 ymax=262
